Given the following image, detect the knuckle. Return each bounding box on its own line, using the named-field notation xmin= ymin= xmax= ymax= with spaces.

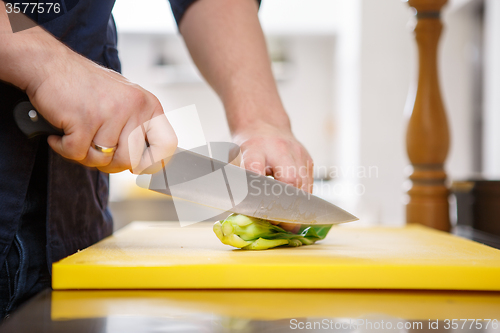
xmin=274 ymin=138 xmax=289 ymax=150
xmin=241 ymin=149 xmax=257 ymax=161
xmin=99 ymin=165 xmax=127 ymax=174
xmin=294 ymin=145 xmax=303 ymax=157
xmin=307 ymin=160 xmax=314 ymax=170
xmin=245 ymin=160 xmax=263 ymax=173
xmin=129 ymin=88 xmax=148 ymax=111
xmin=303 ymin=155 xmax=313 ymax=167
xmin=111 ymin=153 xmax=130 ymax=171
xmin=165 ymin=132 xmax=178 ymax=150
xmin=89 ymin=103 xmax=106 ymax=124
xmin=85 ymin=155 xmax=113 ymax=168
xmin=99 ymin=155 xmax=114 ymax=167
xmin=240 ymin=137 xmax=263 ymax=150
xmin=98 ymin=96 xmax=116 ymax=120
xmin=69 ymin=152 xmax=87 ymax=161
xmin=74 ymin=152 xmax=88 ymax=161
xmin=247 ymin=159 xmax=262 ymax=168
xmin=243 ymin=156 xmax=261 ymax=168
xmin=279 ymin=175 xmax=298 ymax=186
xmin=64 ymin=142 xmax=87 ymax=160
xmin=238 ymin=142 xmax=252 ymax=152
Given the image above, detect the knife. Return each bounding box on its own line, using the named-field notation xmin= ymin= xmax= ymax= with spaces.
xmin=14 ymin=101 xmax=64 ymax=138
xmin=13 ymin=101 xmax=358 ymax=225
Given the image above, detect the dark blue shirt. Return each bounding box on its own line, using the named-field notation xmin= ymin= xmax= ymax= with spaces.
xmin=0 ymin=0 xmax=198 ymax=269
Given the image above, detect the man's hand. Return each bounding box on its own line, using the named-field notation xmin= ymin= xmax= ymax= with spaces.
xmin=30 ymin=50 xmax=177 ymax=174
xmin=0 ymin=5 xmax=177 ymax=174
xmin=233 ymin=121 xmax=313 ymax=234
xmin=233 ymin=121 xmax=313 ymax=194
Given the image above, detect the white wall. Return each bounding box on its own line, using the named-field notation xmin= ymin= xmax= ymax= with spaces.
xmin=357 ymin=0 xmax=413 ymax=225
xmin=442 ymin=2 xmax=481 ymax=180
xmin=276 ymin=36 xmax=335 ymax=172
xmin=483 ymin=0 xmax=500 ymax=178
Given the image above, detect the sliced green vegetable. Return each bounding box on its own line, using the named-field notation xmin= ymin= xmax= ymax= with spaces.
xmin=213 ymin=214 xmax=332 ymax=250
xmin=243 ymin=238 xmax=290 ymax=250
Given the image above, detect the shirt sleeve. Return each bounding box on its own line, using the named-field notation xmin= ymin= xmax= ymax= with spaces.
xmin=168 ymin=0 xmax=262 ymax=26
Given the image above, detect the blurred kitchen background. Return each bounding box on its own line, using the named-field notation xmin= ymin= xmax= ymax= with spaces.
xmin=108 ymin=0 xmax=500 ymax=230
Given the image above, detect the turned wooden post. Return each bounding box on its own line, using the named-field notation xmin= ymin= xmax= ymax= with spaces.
xmin=406 ymin=0 xmax=451 ymax=231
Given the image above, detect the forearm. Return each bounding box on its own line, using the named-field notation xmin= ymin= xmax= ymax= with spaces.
xmin=0 ymin=3 xmax=68 ymax=95
xmin=179 ymin=0 xmax=291 ymax=134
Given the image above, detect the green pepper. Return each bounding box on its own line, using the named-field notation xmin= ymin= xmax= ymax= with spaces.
xmin=213 ymin=214 xmax=332 ymax=250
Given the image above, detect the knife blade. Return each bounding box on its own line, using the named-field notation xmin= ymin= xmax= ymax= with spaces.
xmin=144 ymin=146 xmax=358 ymax=224
xmin=14 ymin=101 xmax=358 ymax=225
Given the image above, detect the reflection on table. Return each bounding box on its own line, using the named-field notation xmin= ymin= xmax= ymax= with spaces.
xmin=2 ymin=289 xmax=500 ymax=332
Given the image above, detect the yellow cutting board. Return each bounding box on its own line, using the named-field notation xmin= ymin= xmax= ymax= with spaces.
xmin=52 ymin=222 xmax=500 ymax=291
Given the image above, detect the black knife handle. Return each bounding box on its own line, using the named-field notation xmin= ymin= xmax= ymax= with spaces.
xmin=13 ymin=101 xmax=64 ymax=138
